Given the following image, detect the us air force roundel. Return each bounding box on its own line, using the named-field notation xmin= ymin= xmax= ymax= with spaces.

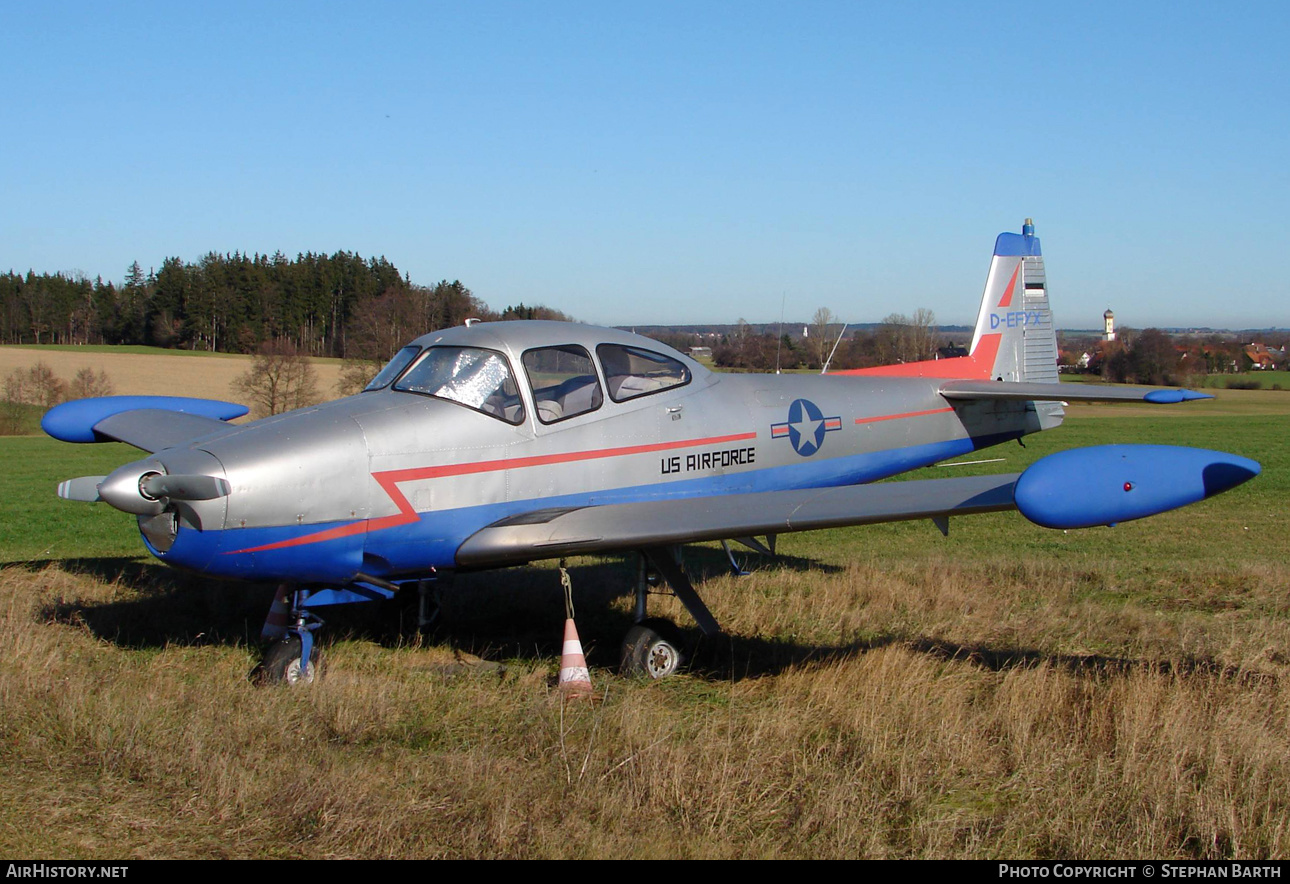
xmin=770 ymin=398 xmax=843 ymax=457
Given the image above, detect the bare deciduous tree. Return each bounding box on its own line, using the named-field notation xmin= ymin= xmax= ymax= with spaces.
xmin=336 ymin=358 xmax=382 ymax=397
xmin=876 ymin=309 xmax=939 ymax=364
xmin=233 ymin=341 xmax=320 ymax=418
xmin=812 ymin=307 xmax=836 ymax=368
xmin=909 ymin=307 xmax=939 ymax=362
xmin=26 ymin=362 xmax=67 ymax=408
xmin=1 ymin=370 xmax=30 ymax=435
xmin=1 ymin=362 xmax=67 ymax=434
xmin=67 ymin=367 xmax=114 ymax=400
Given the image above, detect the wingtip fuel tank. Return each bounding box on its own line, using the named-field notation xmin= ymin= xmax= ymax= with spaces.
xmin=1014 ymin=445 xmax=1261 ymax=530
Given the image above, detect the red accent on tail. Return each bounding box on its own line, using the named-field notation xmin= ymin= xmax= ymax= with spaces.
xmin=996 ymin=268 xmax=1017 ymax=308
xmin=836 ymin=334 xmax=1000 ymax=379
xmin=833 ymin=264 xmax=1018 ymax=380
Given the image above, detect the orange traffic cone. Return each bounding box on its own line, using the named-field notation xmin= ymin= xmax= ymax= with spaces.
xmin=260 ymin=584 xmax=292 ymax=642
xmin=558 ymin=618 xmax=593 ymax=698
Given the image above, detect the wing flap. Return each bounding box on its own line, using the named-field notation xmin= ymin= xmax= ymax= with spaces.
xmin=939 ymin=380 xmax=1212 ymax=404
xmin=456 ymin=474 xmax=1019 ymax=567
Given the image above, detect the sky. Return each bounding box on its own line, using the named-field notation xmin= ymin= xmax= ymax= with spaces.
xmin=4 ymin=1 xmax=1289 ymax=330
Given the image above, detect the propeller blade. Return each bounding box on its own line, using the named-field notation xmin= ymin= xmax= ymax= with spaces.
xmin=140 ymin=474 xmax=231 ymax=502
xmin=57 ymin=476 xmax=106 ymax=502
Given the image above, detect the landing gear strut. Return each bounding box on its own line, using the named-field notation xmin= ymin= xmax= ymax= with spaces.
xmin=256 ymin=585 xmax=324 ymax=685
xmin=619 ymin=547 xmax=722 ymax=678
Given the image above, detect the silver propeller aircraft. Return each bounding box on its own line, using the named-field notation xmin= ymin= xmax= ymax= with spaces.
xmin=44 ymin=221 xmax=1260 ymax=682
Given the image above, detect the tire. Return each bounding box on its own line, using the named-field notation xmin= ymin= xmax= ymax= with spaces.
xmin=620 ymin=618 xmax=684 ymax=679
xmin=259 ymin=636 xmax=322 ymax=685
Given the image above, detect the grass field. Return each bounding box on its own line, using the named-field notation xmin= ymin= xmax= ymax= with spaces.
xmin=0 ymin=375 xmax=1286 ymax=858
xmin=1064 ymin=371 xmax=1290 ymax=392
xmin=1201 ymin=371 xmax=1290 ymax=390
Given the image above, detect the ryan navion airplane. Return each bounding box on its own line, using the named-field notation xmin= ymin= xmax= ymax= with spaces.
xmin=43 ymin=220 xmax=1260 ymax=683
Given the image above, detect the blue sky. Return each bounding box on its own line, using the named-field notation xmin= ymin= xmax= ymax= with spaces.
xmin=4 ymin=2 xmax=1288 ymax=329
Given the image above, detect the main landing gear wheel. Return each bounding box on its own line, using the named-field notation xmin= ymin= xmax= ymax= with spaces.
xmin=259 ymin=636 xmax=322 ymax=685
xmin=621 ymin=618 xmax=684 ymax=679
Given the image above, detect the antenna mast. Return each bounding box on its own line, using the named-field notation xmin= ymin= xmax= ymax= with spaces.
xmin=774 ymin=292 xmax=786 ymax=374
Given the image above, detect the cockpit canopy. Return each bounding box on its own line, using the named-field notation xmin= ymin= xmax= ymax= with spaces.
xmin=363 ymin=323 xmax=696 ymax=425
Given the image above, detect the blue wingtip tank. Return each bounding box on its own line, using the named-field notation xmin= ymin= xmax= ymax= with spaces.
xmin=41 ymin=396 xmax=249 ymax=443
xmin=1013 ymin=444 xmax=1261 ymax=530
xmin=1143 ymin=389 xmax=1214 ymax=404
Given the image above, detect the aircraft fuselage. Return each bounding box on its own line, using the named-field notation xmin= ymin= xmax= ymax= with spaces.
xmin=134 ymin=322 xmax=1059 ymax=585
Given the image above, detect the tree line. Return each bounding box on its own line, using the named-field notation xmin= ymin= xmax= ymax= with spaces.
xmin=693 ymin=309 xmax=945 ymax=371
xmin=1063 ymin=330 xmax=1269 ymax=386
xmin=0 ymin=252 xmax=546 ymax=361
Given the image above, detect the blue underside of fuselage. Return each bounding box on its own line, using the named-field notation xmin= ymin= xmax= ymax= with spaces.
xmin=152 ymin=433 xmax=1013 ymax=585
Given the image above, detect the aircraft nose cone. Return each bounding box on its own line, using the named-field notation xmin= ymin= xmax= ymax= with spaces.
xmin=96 ymin=451 xmax=233 ymax=517
xmin=98 ymin=459 xmax=168 ymax=515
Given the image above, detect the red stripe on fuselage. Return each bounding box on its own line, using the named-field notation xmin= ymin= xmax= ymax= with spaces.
xmin=230 ymin=431 xmax=759 ymax=553
xmin=854 ymin=407 xmax=954 ymax=425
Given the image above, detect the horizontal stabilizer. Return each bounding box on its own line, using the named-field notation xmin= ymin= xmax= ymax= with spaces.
xmin=42 ymin=396 xmax=249 ymax=451
xmin=940 ymin=380 xmax=1213 ymax=405
xmin=457 ymin=474 xmax=1020 ymax=566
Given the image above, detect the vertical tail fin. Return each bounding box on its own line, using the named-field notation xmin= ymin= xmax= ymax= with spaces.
xmin=838 ymin=219 xmax=1058 ymax=381
xmin=968 ymin=219 xmax=1058 ymax=383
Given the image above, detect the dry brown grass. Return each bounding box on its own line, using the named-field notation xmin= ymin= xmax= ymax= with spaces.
xmin=3 ymin=553 xmax=1287 ymax=859
xmin=0 ymin=348 xmax=345 ymax=404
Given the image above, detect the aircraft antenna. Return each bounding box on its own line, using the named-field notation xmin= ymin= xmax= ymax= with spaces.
xmin=774 ymin=292 xmax=786 ymax=374
xmin=821 ymin=323 xmax=848 ymax=374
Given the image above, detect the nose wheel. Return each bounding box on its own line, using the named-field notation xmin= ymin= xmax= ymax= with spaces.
xmin=259 ymin=635 xmax=322 ymax=685
xmin=254 ymin=586 xmax=325 ymax=685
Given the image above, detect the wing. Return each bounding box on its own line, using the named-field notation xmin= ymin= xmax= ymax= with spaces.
xmin=456 ymin=474 xmax=1019 ymax=567
xmin=42 ymin=396 xmax=248 ymax=452
xmin=939 ymin=380 xmax=1213 ymax=404
xmin=457 ymin=442 xmax=1262 ymax=567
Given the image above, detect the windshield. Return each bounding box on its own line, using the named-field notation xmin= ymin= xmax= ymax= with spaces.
xmin=393 ymin=346 xmax=526 ymax=424
xmin=363 ymin=346 xmax=421 ymax=391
